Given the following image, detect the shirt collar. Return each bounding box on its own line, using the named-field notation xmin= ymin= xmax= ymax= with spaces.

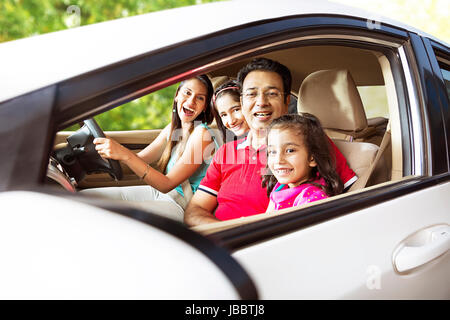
xmin=236 ymin=137 xmax=250 ymax=150
xmin=236 ymin=136 xmax=267 ymax=152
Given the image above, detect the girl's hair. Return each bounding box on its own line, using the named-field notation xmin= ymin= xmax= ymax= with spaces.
xmin=156 ymin=74 xmax=214 ymax=173
xmin=211 ymin=79 xmax=242 ymax=141
xmin=262 ymin=113 xmax=344 ymax=197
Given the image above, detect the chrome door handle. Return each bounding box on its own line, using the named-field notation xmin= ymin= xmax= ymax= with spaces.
xmin=393 ymin=225 xmax=450 ymax=273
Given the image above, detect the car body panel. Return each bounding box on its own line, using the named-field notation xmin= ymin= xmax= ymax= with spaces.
xmin=0 ymin=191 xmax=257 ymax=299
xmin=0 ymin=0 xmax=445 ymax=104
xmin=0 ymin=0 xmax=448 ymax=299
xmin=232 ymin=181 xmax=450 ymax=299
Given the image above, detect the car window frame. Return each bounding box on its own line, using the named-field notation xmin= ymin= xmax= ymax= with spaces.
xmin=426 ymin=38 xmax=450 ymax=171
xmin=53 ymin=16 xmax=449 ymax=246
xmin=2 ymin=14 xmax=449 ymax=250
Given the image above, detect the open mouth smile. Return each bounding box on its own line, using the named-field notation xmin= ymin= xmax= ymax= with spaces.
xmin=253 ymin=111 xmax=273 ymax=120
xmin=182 ymin=106 xmax=196 ymax=116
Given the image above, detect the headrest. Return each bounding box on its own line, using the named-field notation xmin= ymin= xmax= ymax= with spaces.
xmin=297 ymin=69 xmax=368 ymax=132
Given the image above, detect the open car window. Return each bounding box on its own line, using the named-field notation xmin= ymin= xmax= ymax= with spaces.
xmin=47 ymin=36 xmax=412 ymax=237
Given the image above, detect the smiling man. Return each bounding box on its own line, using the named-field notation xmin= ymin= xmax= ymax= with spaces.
xmin=184 ymin=58 xmax=357 ymax=226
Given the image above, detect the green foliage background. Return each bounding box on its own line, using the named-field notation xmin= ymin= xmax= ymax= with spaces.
xmin=2 ymin=0 xmax=446 ymax=131
xmin=0 ymin=0 xmax=222 ymax=131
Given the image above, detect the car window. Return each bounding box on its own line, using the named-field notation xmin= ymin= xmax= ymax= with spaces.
xmin=438 ymin=65 xmax=450 ymax=100
xmin=357 ymin=86 xmax=389 ymax=119
xmin=50 ymin=36 xmax=411 ymax=235
xmin=97 ymin=83 xmax=178 ymax=131
xmin=64 ymin=83 xmax=179 ymax=132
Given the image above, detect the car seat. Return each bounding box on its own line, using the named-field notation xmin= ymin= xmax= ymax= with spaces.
xmin=297 ymin=69 xmax=390 ymax=190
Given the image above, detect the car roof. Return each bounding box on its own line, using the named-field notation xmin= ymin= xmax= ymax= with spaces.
xmin=0 ymin=0 xmax=447 ymax=103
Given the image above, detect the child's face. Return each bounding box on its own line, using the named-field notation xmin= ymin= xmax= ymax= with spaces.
xmin=267 ymin=128 xmax=317 ymax=187
xmin=216 ymin=94 xmax=249 ymax=137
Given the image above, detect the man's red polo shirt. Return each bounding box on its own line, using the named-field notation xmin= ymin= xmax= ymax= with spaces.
xmin=198 ymin=137 xmax=356 ymax=221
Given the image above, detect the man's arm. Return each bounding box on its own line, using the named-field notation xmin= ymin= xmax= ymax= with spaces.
xmin=184 ymin=189 xmax=220 ymax=226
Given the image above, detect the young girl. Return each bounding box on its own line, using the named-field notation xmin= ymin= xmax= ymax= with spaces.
xmin=263 ymin=113 xmax=343 ymax=212
xmin=82 ymin=75 xmax=219 ymax=221
xmin=212 ymin=79 xmax=249 ymax=142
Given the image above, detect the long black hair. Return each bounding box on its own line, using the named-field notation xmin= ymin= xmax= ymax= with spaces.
xmin=262 ymin=113 xmax=344 ymax=197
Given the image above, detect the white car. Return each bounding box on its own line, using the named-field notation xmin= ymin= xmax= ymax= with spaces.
xmin=0 ymin=0 xmax=449 ymax=299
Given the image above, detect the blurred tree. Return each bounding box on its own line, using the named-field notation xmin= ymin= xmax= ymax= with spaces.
xmin=95 ymin=83 xmax=179 ymax=131
xmin=0 ymin=0 xmax=223 ymax=131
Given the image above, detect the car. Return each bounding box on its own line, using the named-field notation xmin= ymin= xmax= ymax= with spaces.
xmin=0 ymin=0 xmax=449 ymax=300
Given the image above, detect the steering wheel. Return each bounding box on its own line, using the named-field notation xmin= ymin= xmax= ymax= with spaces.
xmin=84 ymin=119 xmax=123 ymax=180
xmin=58 ymin=118 xmax=123 ymax=182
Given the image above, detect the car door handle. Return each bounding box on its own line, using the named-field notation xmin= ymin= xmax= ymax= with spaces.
xmin=393 ymin=225 xmax=450 ymax=273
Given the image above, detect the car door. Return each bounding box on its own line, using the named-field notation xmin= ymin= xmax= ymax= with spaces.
xmin=0 ymin=190 xmax=258 ymax=299
xmin=207 ymin=24 xmax=450 ymax=299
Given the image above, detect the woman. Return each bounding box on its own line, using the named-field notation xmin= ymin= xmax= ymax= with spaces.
xmin=82 ymin=75 xmax=219 ymax=222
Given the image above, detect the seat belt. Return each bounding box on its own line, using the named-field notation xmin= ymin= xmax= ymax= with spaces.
xmin=349 ymin=121 xmax=391 ymax=192
xmin=181 ymin=179 xmax=194 ymax=203
xmin=179 ymin=124 xmax=221 ymax=204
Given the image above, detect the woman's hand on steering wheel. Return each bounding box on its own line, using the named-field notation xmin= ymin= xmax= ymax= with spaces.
xmin=93 ymin=137 xmax=132 ymax=162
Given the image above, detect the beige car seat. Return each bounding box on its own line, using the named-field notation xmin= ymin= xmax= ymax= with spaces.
xmin=298 ymin=69 xmax=380 ymax=142
xmin=298 ymin=69 xmax=390 ymax=189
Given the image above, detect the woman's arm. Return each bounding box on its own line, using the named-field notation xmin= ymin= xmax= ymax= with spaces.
xmin=129 ymin=125 xmax=214 ymax=193
xmin=136 ymin=124 xmax=170 ymax=164
xmin=95 ymin=124 xmax=214 ymax=193
xmin=93 ymin=125 xmax=169 ymax=184
xmin=150 ymin=125 xmax=213 ymax=192
xmin=93 ymin=124 xmax=170 ymax=164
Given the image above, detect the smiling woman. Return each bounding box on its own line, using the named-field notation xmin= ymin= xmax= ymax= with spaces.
xmin=79 ymin=75 xmax=219 ymax=222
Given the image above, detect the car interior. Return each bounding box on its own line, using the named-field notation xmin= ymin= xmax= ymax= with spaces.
xmin=49 ymin=43 xmax=405 ymax=234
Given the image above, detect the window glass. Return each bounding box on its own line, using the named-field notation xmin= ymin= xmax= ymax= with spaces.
xmin=97 ymin=83 xmax=178 ymax=131
xmin=439 ymin=67 xmax=450 ymax=100
xmin=64 ymin=83 xmax=178 ymax=131
xmin=357 ymin=86 xmax=389 ymax=119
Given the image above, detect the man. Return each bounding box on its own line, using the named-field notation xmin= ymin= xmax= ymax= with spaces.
xmin=184 ymin=58 xmax=356 ymax=226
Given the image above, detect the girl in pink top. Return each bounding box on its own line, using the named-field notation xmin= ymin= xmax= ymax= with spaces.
xmin=263 ymin=113 xmax=344 ymax=211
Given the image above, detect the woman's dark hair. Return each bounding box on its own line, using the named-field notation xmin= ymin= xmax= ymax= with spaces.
xmin=237 ymin=57 xmax=292 ymax=103
xmin=261 ymin=113 xmax=344 ymax=197
xmin=211 ymin=79 xmax=242 ymax=141
xmin=156 ymin=74 xmax=214 ymax=173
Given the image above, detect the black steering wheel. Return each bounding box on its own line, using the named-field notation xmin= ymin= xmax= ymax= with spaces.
xmin=57 ymin=118 xmax=123 ymax=182
xmin=82 ymin=119 xmax=123 ymax=181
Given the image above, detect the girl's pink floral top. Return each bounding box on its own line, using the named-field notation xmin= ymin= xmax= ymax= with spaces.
xmin=270 ymin=179 xmax=328 ymax=210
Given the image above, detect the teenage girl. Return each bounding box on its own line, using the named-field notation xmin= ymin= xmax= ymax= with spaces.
xmin=212 ymin=79 xmax=249 ymax=142
xmin=82 ymin=75 xmax=219 ymax=221
xmin=263 ymin=113 xmax=343 ymax=211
